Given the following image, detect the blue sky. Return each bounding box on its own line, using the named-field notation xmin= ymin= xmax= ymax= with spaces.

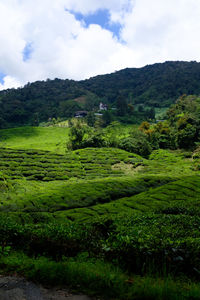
xmin=23 ymin=42 xmax=33 ymax=62
xmin=0 ymin=72 xmax=5 ymax=84
xmin=70 ymin=9 xmax=122 ymax=39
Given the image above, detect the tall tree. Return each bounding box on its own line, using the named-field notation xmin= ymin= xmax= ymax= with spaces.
xmin=116 ymin=95 xmax=128 ymax=116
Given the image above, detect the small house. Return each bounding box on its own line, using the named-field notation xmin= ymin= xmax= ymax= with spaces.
xmin=99 ymin=103 xmax=108 ymax=111
xmin=74 ymin=111 xmax=88 ymax=118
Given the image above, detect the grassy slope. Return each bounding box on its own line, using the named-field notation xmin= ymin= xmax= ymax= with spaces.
xmin=0 ymin=127 xmax=70 ymax=154
xmin=0 ymin=176 xmax=171 ymax=213
xmin=0 ymin=124 xmax=137 ymax=153
xmin=0 ymin=147 xmax=144 ymax=181
xmin=58 ymin=175 xmax=200 ymax=221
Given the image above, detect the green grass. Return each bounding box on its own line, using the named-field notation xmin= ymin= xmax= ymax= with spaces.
xmin=0 ymin=125 xmax=136 ymax=154
xmin=145 ymin=149 xmax=194 ymax=178
xmin=0 ymin=127 xmax=70 ymax=154
xmin=54 ymin=175 xmax=200 ymax=221
xmin=1 ymin=251 xmax=200 ymax=300
xmin=0 ymin=147 xmax=144 ymax=181
xmin=2 ymin=212 xmax=200 ymax=277
xmin=0 ymin=175 xmax=172 ymax=213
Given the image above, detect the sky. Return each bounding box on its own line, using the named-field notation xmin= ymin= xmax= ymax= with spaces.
xmin=0 ymin=0 xmax=200 ymax=90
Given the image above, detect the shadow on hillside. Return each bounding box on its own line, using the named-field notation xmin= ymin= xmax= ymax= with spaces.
xmin=0 ymin=126 xmax=40 ymax=141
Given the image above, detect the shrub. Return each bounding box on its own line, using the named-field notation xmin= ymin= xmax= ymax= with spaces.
xmin=119 ymin=136 xmax=152 ymax=157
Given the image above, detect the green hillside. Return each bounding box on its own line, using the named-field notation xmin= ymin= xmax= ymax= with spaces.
xmin=60 ymin=175 xmax=200 ymax=221
xmin=1 ymin=61 xmax=200 ymax=128
xmin=0 ymin=126 xmax=70 ymax=153
xmin=0 ymin=147 xmax=143 ymax=181
xmin=0 ymin=123 xmax=200 ymax=299
xmin=81 ymin=61 xmax=200 ymax=105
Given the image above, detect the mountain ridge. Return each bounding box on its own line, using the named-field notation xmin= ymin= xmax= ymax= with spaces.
xmin=1 ymin=60 xmax=200 ymax=128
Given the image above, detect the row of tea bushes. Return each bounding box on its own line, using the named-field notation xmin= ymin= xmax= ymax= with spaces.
xmin=0 ymin=147 xmax=144 ymax=181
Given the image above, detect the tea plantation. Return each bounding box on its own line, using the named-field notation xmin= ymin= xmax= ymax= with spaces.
xmin=0 ymin=126 xmax=200 ymax=299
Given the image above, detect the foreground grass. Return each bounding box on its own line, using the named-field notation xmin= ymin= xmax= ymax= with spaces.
xmin=1 ymin=251 xmax=200 ymax=300
xmin=2 ymin=212 xmax=200 ymax=277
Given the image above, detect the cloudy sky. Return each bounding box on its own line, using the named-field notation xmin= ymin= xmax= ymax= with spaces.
xmin=0 ymin=0 xmax=200 ymax=90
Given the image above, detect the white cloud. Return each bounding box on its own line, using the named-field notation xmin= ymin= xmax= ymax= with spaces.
xmin=121 ymin=0 xmax=200 ymax=65
xmin=0 ymin=75 xmax=22 ymax=90
xmin=50 ymin=24 xmax=136 ymax=80
xmin=0 ymin=0 xmax=200 ymax=89
xmin=64 ymin=0 xmax=131 ymax=15
xmin=0 ymin=0 xmax=135 ymax=88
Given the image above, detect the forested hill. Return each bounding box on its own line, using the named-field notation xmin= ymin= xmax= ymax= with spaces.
xmin=80 ymin=61 xmax=200 ymax=106
xmin=1 ymin=60 xmax=200 ymax=128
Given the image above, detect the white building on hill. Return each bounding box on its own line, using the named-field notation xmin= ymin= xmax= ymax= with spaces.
xmin=99 ymin=102 xmax=108 ymax=111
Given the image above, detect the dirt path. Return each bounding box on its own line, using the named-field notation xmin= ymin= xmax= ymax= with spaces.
xmin=0 ymin=276 xmax=94 ymax=300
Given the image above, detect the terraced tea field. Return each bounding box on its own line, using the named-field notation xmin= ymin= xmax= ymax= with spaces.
xmin=0 ymin=147 xmax=143 ymax=181
xmin=0 ymin=143 xmax=198 ymax=222
xmin=0 ymin=146 xmax=149 ymax=215
xmin=59 ymin=175 xmax=200 ymax=221
xmin=0 ymin=126 xmax=200 ymax=299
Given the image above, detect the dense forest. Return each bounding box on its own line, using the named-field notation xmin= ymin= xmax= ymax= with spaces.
xmin=66 ymin=95 xmax=200 ymax=155
xmin=1 ymin=61 xmax=200 ymax=128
